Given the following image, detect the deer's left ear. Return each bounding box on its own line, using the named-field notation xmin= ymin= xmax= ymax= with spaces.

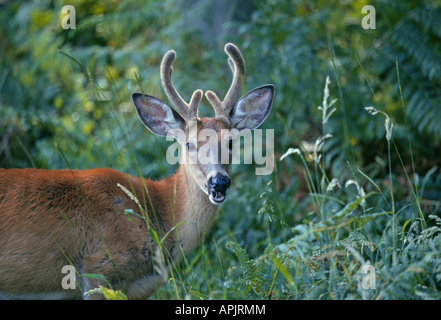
xmin=229 ymin=84 xmax=274 ymax=130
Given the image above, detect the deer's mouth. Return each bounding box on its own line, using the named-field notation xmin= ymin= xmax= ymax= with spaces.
xmin=206 ymin=173 xmax=230 ymax=205
xmin=208 ymin=188 xmax=226 ymax=204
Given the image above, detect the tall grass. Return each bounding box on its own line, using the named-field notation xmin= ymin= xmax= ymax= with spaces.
xmin=215 ymin=74 xmax=441 ymax=300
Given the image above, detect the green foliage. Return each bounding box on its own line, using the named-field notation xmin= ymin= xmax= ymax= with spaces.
xmin=225 ymin=241 xmax=271 ymax=297
xmin=84 ymin=286 xmax=128 ymax=300
xmin=377 ymin=3 xmax=441 ymax=137
xmin=224 ymin=216 xmax=441 ymax=300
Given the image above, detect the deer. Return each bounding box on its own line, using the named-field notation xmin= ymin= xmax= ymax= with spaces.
xmin=0 ymin=43 xmax=274 ymax=299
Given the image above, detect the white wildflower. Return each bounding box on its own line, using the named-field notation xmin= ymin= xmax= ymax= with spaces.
xmin=345 ymin=179 xmax=367 ymax=207
xmin=318 ymin=76 xmax=338 ymax=125
xmin=280 ymin=148 xmax=301 ymax=161
xmin=313 ymin=134 xmax=333 ymax=164
xmin=326 ymin=177 xmax=342 ymax=192
xmin=365 ymin=106 xmax=393 ymax=142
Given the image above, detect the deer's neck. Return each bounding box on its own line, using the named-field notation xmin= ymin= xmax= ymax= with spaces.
xmin=159 ymin=165 xmax=219 ymax=258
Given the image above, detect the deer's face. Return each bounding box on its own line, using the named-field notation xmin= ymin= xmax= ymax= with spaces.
xmin=132 ymin=43 xmax=274 ymax=205
xmin=180 ymin=118 xmax=232 ymax=204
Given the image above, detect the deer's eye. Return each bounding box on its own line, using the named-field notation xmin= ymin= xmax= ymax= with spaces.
xmin=186 ymin=142 xmax=196 ymax=151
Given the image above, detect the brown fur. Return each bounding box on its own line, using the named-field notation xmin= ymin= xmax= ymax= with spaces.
xmin=0 ymin=155 xmax=217 ymax=299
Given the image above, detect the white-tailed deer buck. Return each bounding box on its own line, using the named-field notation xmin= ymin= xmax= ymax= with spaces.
xmin=0 ymin=43 xmax=274 ymax=299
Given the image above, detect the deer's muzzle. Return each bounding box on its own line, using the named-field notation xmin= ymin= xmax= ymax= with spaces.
xmin=206 ymin=173 xmax=230 ymax=204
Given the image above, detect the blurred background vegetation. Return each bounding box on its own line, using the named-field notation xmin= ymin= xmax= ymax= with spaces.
xmin=1 ymin=0 xmax=441 ymax=299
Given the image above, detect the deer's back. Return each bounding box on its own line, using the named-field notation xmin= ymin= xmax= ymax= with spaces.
xmin=0 ymin=168 xmax=168 ymax=298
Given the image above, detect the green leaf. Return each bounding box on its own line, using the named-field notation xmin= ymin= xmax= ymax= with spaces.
xmin=124 ymin=209 xmax=145 ymax=222
xmin=100 ymin=286 xmax=128 ymax=300
xmin=271 ymin=254 xmax=296 ymax=290
xmin=84 ymin=286 xmax=128 ymax=300
xmin=402 ymin=218 xmax=414 ymax=237
xmin=81 ymin=273 xmax=107 ymax=281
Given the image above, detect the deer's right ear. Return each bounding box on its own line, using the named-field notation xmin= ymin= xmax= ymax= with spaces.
xmin=132 ymin=92 xmax=186 ymax=137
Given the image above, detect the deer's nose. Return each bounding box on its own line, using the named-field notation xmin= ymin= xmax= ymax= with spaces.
xmin=207 ymin=173 xmax=231 ymax=193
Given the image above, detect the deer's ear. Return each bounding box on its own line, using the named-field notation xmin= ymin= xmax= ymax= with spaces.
xmin=132 ymin=92 xmax=185 ymax=137
xmin=229 ymin=85 xmax=274 ymax=130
